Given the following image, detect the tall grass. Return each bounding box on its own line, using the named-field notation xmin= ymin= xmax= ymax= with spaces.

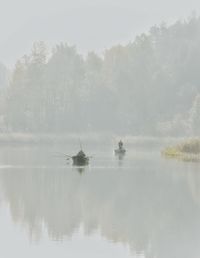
xmin=163 ymin=139 xmax=200 ymax=161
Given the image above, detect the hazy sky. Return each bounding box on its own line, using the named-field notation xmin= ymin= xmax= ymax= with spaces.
xmin=0 ymin=0 xmax=200 ymax=67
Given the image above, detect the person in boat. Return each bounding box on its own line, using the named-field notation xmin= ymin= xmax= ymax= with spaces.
xmin=118 ymin=140 xmax=123 ymax=150
xmin=77 ymin=150 xmax=86 ymax=157
xmin=73 ymin=150 xmax=89 ymax=165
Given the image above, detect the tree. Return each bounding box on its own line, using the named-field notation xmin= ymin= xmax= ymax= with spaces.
xmin=189 ymin=95 xmax=200 ymax=135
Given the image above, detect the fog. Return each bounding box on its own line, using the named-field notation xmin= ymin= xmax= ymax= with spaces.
xmin=1 ymin=15 xmax=200 ymax=136
xmin=1 ymin=3 xmax=200 ymax=257
xmin=0 ymin=2 xmax=200 ymax=136
xmin=0 ymin=145 xmax=200 ymax=258
xmin=0 ymin=0 xmax=200 ymax=66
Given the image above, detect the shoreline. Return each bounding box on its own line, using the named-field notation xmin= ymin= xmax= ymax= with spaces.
xmin=0 ymin=133 xmax=195 ymax=145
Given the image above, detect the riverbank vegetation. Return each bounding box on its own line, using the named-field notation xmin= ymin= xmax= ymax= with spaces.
xmin=1 ymin=16 xmax=200 ymax=135
xmin=163 ymin=139 xmax=200 ymax=161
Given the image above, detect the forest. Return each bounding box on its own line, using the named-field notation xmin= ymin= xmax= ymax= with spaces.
xmin=1 ymin=16 xmax=200 ymax=136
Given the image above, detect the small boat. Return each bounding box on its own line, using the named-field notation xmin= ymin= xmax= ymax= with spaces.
xmin=72 ymin=150 xmax=89 ymax=166
xmin=115 ymin=140 xmax=126 ymax=156
xmin=115 ymin=148 xmax=126 ymax=155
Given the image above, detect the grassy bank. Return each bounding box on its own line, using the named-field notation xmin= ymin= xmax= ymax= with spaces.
xmin=162 ymin=139 xmax=200 ymax=162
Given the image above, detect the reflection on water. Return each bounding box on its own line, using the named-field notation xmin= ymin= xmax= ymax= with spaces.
xmin=115 ymin=152 xmax=125 ymax=168
xmin=74 ymin=166 xmax=87 ymax=174
xmin=0 ymin=144 xmax=200 ymax=258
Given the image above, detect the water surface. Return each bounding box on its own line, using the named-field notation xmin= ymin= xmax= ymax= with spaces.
xmin=0 ymin=141 xmax=199 ymax=258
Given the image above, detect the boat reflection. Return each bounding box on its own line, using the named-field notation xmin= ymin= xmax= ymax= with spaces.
xmin=73 ymin=166 xmax=87 ymax=174
xmin=115 ymin=152 xmax=125 ymax=160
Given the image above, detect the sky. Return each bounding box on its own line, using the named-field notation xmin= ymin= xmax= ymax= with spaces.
xmin=0 ymin=0 xmax=200 ymax=67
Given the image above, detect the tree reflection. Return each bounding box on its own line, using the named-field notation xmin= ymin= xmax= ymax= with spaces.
xmin=0 ymin=164 xmax=200 ymax=257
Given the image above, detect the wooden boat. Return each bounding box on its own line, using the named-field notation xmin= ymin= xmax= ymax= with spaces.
xmin=115 ymin=148 xmax=126 ymax=155
xmin=72 ymin=150 xmax=89 ymax=166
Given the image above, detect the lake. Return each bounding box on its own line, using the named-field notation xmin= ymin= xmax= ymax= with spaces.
xmin=0 ymin=139 xmax=199 ymax=258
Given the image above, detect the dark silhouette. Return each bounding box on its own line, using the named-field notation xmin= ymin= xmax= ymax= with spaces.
xmin=115 ymin=140 xmax=126 ymax=155
xmin=72 ymin=150 xmax=89 ymax=166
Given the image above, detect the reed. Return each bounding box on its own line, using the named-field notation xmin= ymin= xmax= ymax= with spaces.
xmin=162 ymin=139 xmax=200 ymax=162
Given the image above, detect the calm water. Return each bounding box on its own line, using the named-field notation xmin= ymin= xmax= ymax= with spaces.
xmin=0 ymin=140 xmax=200 ymax=258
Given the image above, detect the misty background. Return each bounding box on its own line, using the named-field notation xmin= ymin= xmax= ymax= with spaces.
xmin=0 ymin=1 xmax=200 ymax=136
xmin=1 ymin=0 xmax=200 ymax=65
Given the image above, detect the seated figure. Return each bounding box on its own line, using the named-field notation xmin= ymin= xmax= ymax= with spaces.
xmin=77 ymin=150 xmax=86 ymax=157
xmin=118 ymin=140 xmax=123 ymax=150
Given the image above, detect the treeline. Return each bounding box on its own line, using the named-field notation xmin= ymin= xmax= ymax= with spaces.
xmin=2 ymin=16 xmax=200 ymax=135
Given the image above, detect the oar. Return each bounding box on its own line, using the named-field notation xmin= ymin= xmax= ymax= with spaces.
xmin=54 ymin=152 xmax=72 ymax=159
xmin=79 ymin=138 xmax=83 ymax=150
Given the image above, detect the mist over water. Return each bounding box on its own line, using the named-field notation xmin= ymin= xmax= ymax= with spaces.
xmin=0 ymin=1 xmax=200 ymax=256
xmin=0 ymin=140 xmax=199 ymax=258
